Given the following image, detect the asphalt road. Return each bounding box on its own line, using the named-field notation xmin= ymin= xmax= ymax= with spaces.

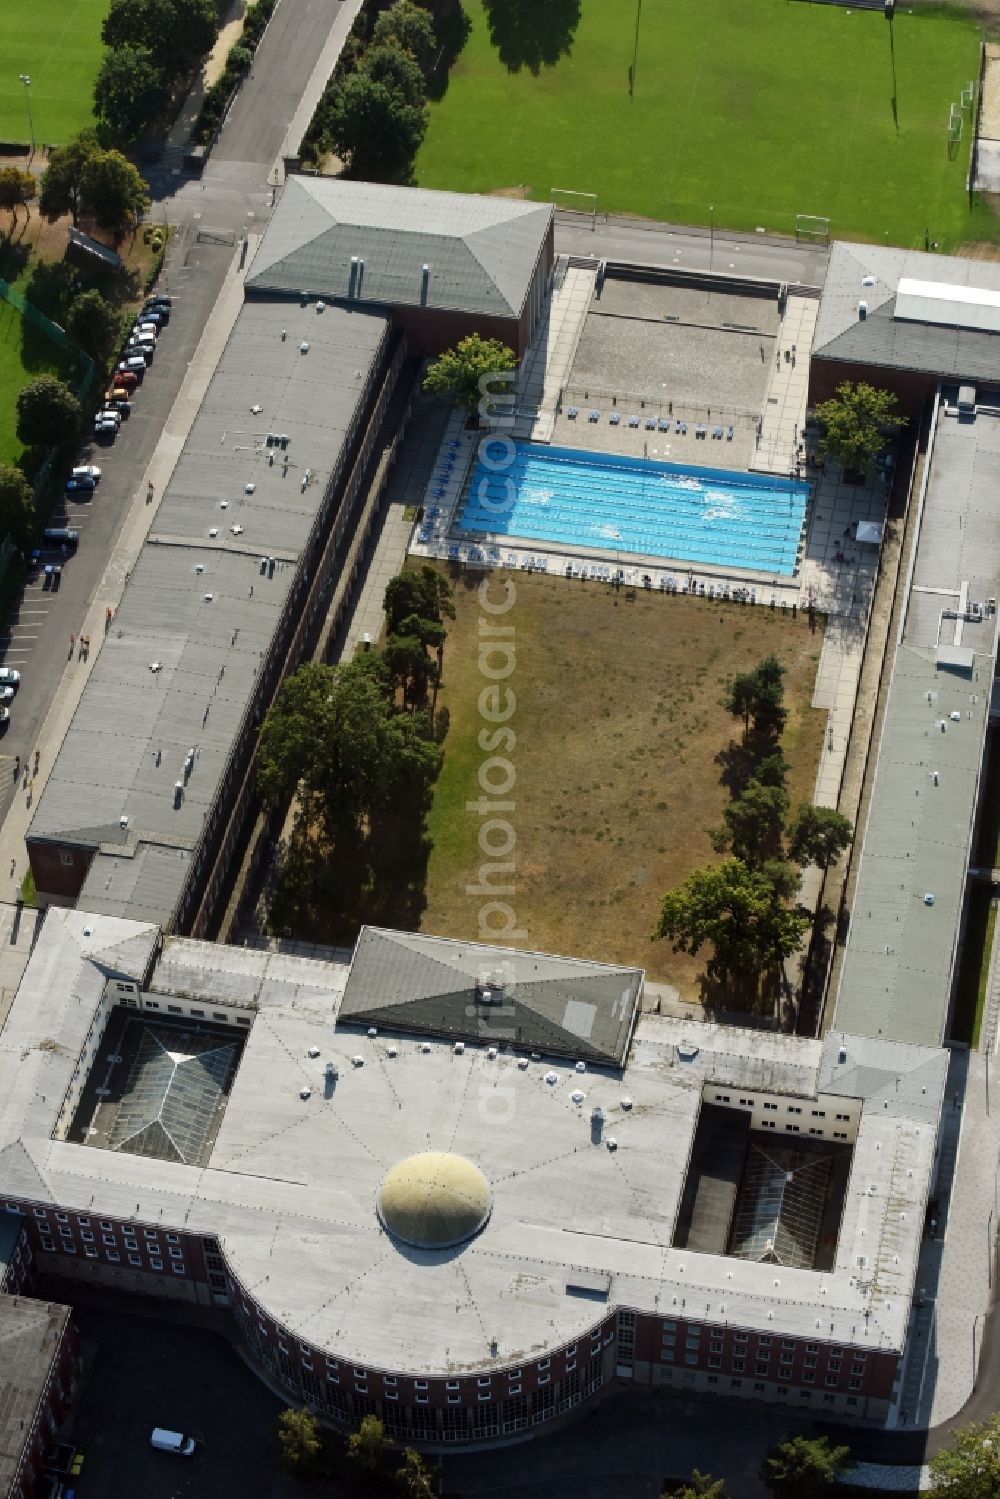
xmin=555 ymin=213 xmax=830 ymax=287
xmin=63 ymin=1298 xmax=283 ymax=1499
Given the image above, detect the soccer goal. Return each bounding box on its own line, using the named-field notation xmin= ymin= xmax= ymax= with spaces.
xmin=551 ymin=188 xmax=597 ymax=230
xmin=948 ymin=102 xmax=963 ymax=159
xmin=795 ymin=213 xmax=831 ymax=246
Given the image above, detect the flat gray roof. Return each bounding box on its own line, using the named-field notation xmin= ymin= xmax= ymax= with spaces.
xmin=0 ymin=1297 xmax=70 ymax=1494
xmin=340 ymin=927 xmax=642 ymax=1067
xmin=0 ymin=911 xmax=948 ymax=1375
xmin=834 ymin=401 xmax=1000 ymax=1046
xmin=247 ymin=175 xmax=552 ymax=318
xmin=28 ymin=297 xmax=390 ymax=924
xmin=814 ymin=242 xmax=1000 ymax=384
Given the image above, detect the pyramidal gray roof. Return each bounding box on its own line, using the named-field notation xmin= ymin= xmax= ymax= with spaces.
xmin=246 ymin=176 xmax=552 ymax=318
xmin=338 ymin=927 xmax=642 ymax=1067
xmin=813 ymin=240 xmax=1000 ymax=384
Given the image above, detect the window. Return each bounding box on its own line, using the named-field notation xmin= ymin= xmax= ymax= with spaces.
xmin=852 ymin=1360 xmax=866 ymax=1374
xmin=509 ymin=1384 xmax=521 ymax=1395
xmin=538 ymin=1359 xmax=550 ymax=1371
xmin=763 ymin=1102 xmax=777 ymax=1111
xmin=40 ymin=1239 xmax=54 ymax=1253
xmin=685 ymin=1335 xmax=700 ymax=1349
xmin=565 ymin=1360 xmax=576 ymax=1373
xmin=734 ymin=1333 xmax=748 ymax=1346
xmin=446 ymin=1381 xmax=459 ymax=1391
xmin=33 ymin=1208 xmax=47 ymax=1219
xmin=149 ymin=1259 xmax=163 ymax=1271
xmin=415 ymin=1381 xmax=428 ymax=1391
xmin=56 ymin=1212 xmax=68 ymax=1223
xmin=849 ymin=1378 xmax=862 ymax=1391
xmin=804 ymin=1356 xmax=817 ymax=1369
xmin=753 ymin=1382 xmax=765 ymax=1393
xmin=806 ymin=1342 xmax=818 ymax=1354
xmin=785 ymin=1124 xmax=800 ymax=1133
xmin=566 ymin=1345 xmax=577 ymax=1357
xmin=507 ymin=1369 xmax=522 ymax=1380
xmin=385 ymin=1377 xmax=396 ymax=1387
xmin=107 ymin=1250 xmax=120 ymax=1263
xmin=213 ymin=1013 xmax=227 ymax=1023
xmin=825 ymin=1374 xmax=839 ymax=1387
xmin=191 ymin=1009 xmax=205 ymax=1019
xmin=478 ymin=1377 xmax=491 ymax=1387
xmin=415 ymin=1396 xmax=428 ymax=1405
xmin=781 ymin=1340 xmax=795 ymax=1350
xmin=478 ymin=1392 xmax=492 ymax=1402
xmin=811 ymin=1109 xmax=826 ymax=1118
xmin=78 ymin=1216 xmax=90 ymax=1228
xmin=758 ymin=1337 xmax=772 ymax=1348
xmin=730 ymin=1378 xmax=743 ymax=1389
xmin=710 ymin=1340 xmax=723 ymax=1354
xmin=787 ymin=1106 xmax=802 ymax=1114
xmin=385 ymin=1392 xmax=398 ymax=1402
xmin=81 ymin=1230 xmax=94 ymax=1243
xmin=99 ymin=1220 xmax=113 ymax=1232
xmin=799 ymin=1390 xmax=813 ymax=1399
xmin=685 ymin=1354 xmax=698 ymax=1367
xmin=739 ymin=1098 xmax=751 ymax=1106
xmin=59 ymin=1225 xmax=71 ymax=1238
xmin=714 ymin=1094 xmax=731 ymax=1103
xmin=447 ymin=1395 xmax=460 ymax=1406
xmin=836 ymin=1113 xmax=850 ymax=1121
xmin=823 ymin=1394 xmax=836 ymax=1404
xmin=145 ymin=1001 xmax=159 ymax=1010
xmin=847 ymin=1396 xmax=859 ymax=1407
xmin=762 ymin=1120 xmax=775 ymax=1129
xmin=168 ymin=1005 xmax=182 ymax=1014
xmin=166 ymin=1233 xmax=179 ymax=1244
xmin=354 ymin=1368 xmax=367 ymax=1379
xmin=63 ymin=1242 xmax=77 ymax=1254
xmin=144 ymin=1228 xmax=157 ymax=1239
xmin=169 ymin=1247 xmax=183 ymax=1259
xmin=209 ymin=1273 xmax=226 ymax=1289
xmin=732 ymin=1359 xmax=745 ymax=1373
xmin=327 ymin=1373 xmax=340 ymax=1385
xmin=709 ymin=1357 xmax=722 ymax=1370
xmin=84 ymin=1247 xmax=98 ymax=1259
xmin=102 ymin=1235 xmax=116 ymax=1247
xmin=538 ymin=1375 xmax=550 ymax=1386
xmin=60 ymin=850 xmax=75 ymax=866
xmin=707 ymin=1375 xmax=719 ymax=1386
xmin=755 ymin=1362 xmax=769 ymax=1377
xmin=801 ymin=1372 xmax=814 ymax=1384
xmin=325 ymin=1357 xmax=338 ymax=1370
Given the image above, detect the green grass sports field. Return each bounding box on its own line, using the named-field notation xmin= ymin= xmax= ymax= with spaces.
xmin=417 ymin=0 xmax=990 ymax=249
xmin=0 ymin=0 xmax=107 ymax=148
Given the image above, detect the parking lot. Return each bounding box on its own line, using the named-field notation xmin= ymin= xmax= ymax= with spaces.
xmin=56 ymin=1292 xmax=285 ymax=1499
xmin=0 ymin=228 xmax=239 ymax=840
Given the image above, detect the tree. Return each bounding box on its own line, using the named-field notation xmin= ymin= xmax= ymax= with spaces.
xmin=94 ymin=45 xmax=169 ymax=143
xmin=482 ymin=0 xmax=582 ymax=74
xmin=373 ymin=0 xmax=438 ymax=77
xmin=929 ymin=1412 xmax=1000 ymax=1498
xmin=815 ymin=380 xmax=905 ymax=478
xmin=0 ymin=168 xmax=35 ymax=234
xmin=424 ymin=334 xmax=517 ymax=415
xmin=326 ymin=57 xmax=428 ymax=181
xmin=711 ymin=778 xmax=789 ymax=868
xmin=383 ymin=632 xmax=435 ymax=709
xmin=384 ymin=565 xmax=455 ymax=634
xmin=723 ymin=654 xmax=787 ymax=740
xmin=103 ymin=0 xmax=218 ymax=78
xmin=760 ymin=1434 xmax=851 ymax=1499
xmin=65 ymin=289 xmax=122 ymax=365
xmin=653 ymin=858 xmax=809 ymax=996
xmin=39 ymin=131 xmax=100 ymax=224
xmin=396 ymin=1447 xmax=437 ymax=1498
xmin=347 ymin=1413 xmax=392 ymax=1475
xmin=666 ymin=1473 xmax=728 ymax=1499
xmin=16 ymin=376 xmax=82 ymax=451
xmin=787 ymin=803 xmax=854 ymax=871
xmin=257 ymin=660 xmax=440 ymax=835
xmin=276 ymin=1406 xmax=322 ymax=1475
xmin=0 ymin=464 xmax=35 ymax=548
xmin=80 ymin=149 xmax=151 ymax=240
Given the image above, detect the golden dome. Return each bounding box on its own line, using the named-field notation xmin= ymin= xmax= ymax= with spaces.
xmin=378 ymin=1151 xmax=492 ymax=1250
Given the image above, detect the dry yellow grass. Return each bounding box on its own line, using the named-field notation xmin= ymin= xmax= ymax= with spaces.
xmin=420 ymin=567 xmax=825 ymax=996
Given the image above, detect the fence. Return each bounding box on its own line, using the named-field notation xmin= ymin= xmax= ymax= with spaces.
xmin=0 ymin=278 xmax=96 ymax=403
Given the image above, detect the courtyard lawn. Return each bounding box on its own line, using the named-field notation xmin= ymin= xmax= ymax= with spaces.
xmin=420 ymin=567 xmax=825 ymax=996
xmin=0 ymin=0 xmax=108 ymax=147
xmin=417 ymin=0 xmax=991 ymax=250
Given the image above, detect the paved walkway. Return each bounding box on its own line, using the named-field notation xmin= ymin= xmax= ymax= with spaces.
xmin=0 ymin=238 xmax=252 ymax=896
xmin=0 ymin=900 xmax=42 ymax=1031
xmin=278 ymin=0 xmax=366 ymax=171
xmin=513 ymin=261 xmax=597 ymax=442
xmin=752 ymin=293 xmax=817 ymax=477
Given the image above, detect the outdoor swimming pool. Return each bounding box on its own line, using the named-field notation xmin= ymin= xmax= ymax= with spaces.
xmin=459 ymin=443 xmax=809 ymax=574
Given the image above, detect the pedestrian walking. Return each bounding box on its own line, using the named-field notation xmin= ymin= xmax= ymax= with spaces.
xmin=69 ymin=634 xmax=75 ymax=656
xmin=33 ymin=749 xmax=39 ymax=776
xmin=9 ymin=858 xmax=14 ymax=877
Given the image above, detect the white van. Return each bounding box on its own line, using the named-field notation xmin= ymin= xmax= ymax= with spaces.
xmin=150 ymin=1427 xmax=196 ymax=1456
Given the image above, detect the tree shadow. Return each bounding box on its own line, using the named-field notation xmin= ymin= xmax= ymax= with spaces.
xmin=428 ymin=2 xmax=473 ymax=102
xmin=714 ymin=727 xmax=783 ymax=799
xmin=0 ymin=237 xmax=29 ymax=282
xmin=23 ymin=259 xmax=74 ymax=322
xmin=481 ymin=0 xmax=582 ymax=74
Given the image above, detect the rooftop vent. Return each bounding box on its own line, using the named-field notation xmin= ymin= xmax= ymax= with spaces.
xmin=571 ymin=1089 xmax=585 ymax=1104
xmin=516 ymin=1057 xmax=529 ymax=1070
xmin=858 ymin=300 xmax=868 ymax=320
xmin=386 ymin=1046 xmax=398 ymax=1058
xmin=545 ymin=1071 xmax=559 ymax=1085
xmin=486 ymin=1047 xmax=498 ymax=1060
xmin=454 ymin=1042 xmax=465 ymax=1055
xmin=575 ymin=1061 xmax=586 ymax=1073
xmin=299 ymin=1086 xmax=311 ymax=1100
xmin=352 ymin=1055 xmax=365 ymax=1068
xmin=367 ymin=1027 xmax=378 ymax=1038
xmin=307 ymin=1046 xmax=320 ymax=1059
xmin=420 ymin=1043 xmax=432 ymax=1054
xmin=621 ymin=1097 xmax=633 ymax=1110
xmin=606 ymin=1137 xmax=618 ymax=1151
xmin=300 ymin=342 xmax=309 ymax=354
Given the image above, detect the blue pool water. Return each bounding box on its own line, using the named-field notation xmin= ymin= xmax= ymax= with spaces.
xmin=459 ymin=443 xmax=809 ymax=575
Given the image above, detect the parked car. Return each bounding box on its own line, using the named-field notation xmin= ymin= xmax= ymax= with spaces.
xmin=112 ymin=370 xmax=139 ymax=391
xmin=105 ymin=385 xmax=131 ymax=402
xmin=94 ymin=417 xmax=118 ymax=439
xmin=144 ymin=294 xmax=172 ymax=308
xmin=0 ymin=687 xmax=12 ymax=703
xmin=95 ymin=408 xmax=122 ymax=427
xmin=133 ymin=321 xmax=158 ymax=338
xmin=129 ymin=328 xmax=156 ymax=347
xmin=149 ymin=1428 xmax=195 ymax=1457
xmin=0 ymin=668 xmax=21 ymax=688
xmin=71 ymin=464 xmax=102 ymax=483
xmin=0 ymin=707 xmax=10 ymax=728
xmin=65 ymin=476 xmax=97 ymax=495
xmin=141 ymin=306 xmax=169 ymax=327
xmin=125 ymin=341 xmax=154 ymax=364
xmin=43 ymin=528 xmax=79 ymax=547
xmin=105 ymin=396 xmax=131 ymax=416
xmin=117 ymin=357 xmax=146 ymax=378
